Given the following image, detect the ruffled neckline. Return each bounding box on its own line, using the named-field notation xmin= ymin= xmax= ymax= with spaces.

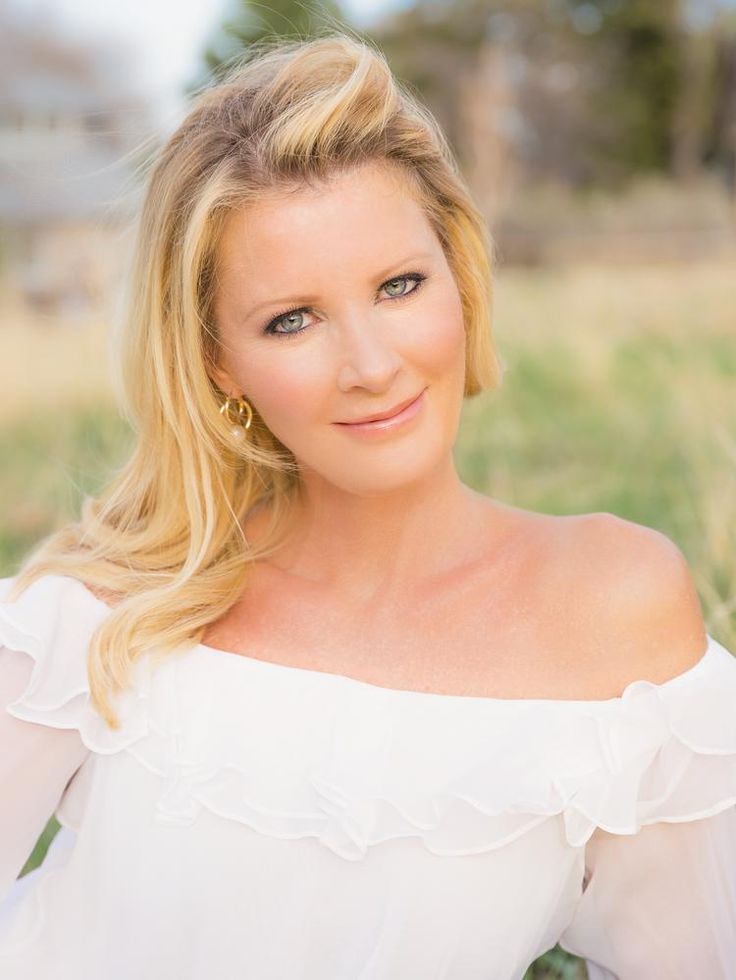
xmin=187 ymin=634 xmax=717 ymax=708
xmin=3 ymin=571 xmax=736 ymax=862
xmin=65 ymin=571 xmax=718 ymax=708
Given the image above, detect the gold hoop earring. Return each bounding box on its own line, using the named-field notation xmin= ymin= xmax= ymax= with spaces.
xmin=219 ymin=395 xmax=253 ymax=440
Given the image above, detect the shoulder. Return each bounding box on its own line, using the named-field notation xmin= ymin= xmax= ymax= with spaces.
xmin=81 ymin=583 xmax=123 ymax=610
xmin=564 ymin=511 xmax=708 ymax=686
xmin=0 ymin=572 xmax=108 ymax=694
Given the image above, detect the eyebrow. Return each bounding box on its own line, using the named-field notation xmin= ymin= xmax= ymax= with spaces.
xmin=240 ymin=251 xmax=436 ymax=322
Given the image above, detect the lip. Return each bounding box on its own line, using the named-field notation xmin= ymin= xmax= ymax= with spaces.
xmin=336 ymin=390 xmax=424 ymax=425
xmin=333 ymin=388 xmax=426 ymax=434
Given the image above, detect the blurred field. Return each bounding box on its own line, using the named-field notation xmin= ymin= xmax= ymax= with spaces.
xmin=1 ymin=259 xmax=734 ymax=980
xmin=2 ymin=257 xmax=734 ymax=643
xmin=470 ymin=258 xmax=736 ymax=651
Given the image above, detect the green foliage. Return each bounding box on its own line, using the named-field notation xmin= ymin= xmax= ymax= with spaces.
xmin=199 ymin=0 xmax=351 ymax=86
xmin=524 ymin=943 xmax=588 ymax=978
xmin=371 ymin=0 xmax=734 ymax=188
xmin=0 ymin=405 xmax=133 ymax=571
xmin=579 ymin=0 xmax=684 ymax=179
xmin=5 ymin=264 xmax=733 ymax=980
xmin=19 ymin=817 xmax=61 ymax=879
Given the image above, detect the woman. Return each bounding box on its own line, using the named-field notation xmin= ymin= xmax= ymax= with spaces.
xmin=1 ymin=31 xmax=735 ymax=980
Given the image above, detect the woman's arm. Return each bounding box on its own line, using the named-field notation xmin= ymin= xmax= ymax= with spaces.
xmin=558 ymin=514 xmax=736 ymax=976
xmin=0 ymin=645 xmax=90 ymax=903
xmin=558 ymin=808 xmax=736 ymax=979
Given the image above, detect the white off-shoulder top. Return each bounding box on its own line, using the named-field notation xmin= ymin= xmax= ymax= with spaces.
xmin=1 ymin=572 xmax=735 ymax=979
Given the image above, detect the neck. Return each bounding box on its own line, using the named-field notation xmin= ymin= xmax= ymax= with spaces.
xmin=251 ymin=458 xmax=493 ymax=605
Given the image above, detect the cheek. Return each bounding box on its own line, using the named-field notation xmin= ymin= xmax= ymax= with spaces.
xmin=222 ymin=283 xmax=466 ymax=445
xmin=241 ymin=354 xmax=325 ymax=438
xmin=417 ymin=287 xmax=466 ymax=378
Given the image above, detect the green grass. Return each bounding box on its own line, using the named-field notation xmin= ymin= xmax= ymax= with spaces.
xmin=0 ymin=406 xmax=134 ymax=569
xmin=2 ymin=260 xmax=734 ymax=977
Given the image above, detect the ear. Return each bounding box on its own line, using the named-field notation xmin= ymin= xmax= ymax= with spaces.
xmin=206 ymin=358 xmax=238 ymax=398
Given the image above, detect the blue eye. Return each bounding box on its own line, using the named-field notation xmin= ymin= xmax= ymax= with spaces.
xmin=263 ymin=271 xmax=427 ymax=339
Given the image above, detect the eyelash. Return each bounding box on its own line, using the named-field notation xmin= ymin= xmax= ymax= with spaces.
xmin=262 ymin=271 xmax=428 ymax=339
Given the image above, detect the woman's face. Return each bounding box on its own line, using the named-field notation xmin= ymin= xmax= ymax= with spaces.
xmin=211 ymin=160 xmax=467 ymax=496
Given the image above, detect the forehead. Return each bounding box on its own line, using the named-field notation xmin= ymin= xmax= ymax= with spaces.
xmin=216 ymin=162 xmax=435 ymax=278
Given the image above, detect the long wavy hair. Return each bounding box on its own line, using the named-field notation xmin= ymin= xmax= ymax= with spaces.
xmin=8 ymin=31 xmax=504 ymax=729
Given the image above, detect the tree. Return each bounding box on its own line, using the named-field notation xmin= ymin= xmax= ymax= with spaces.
xmin=198 ymin=0 xmax=350 ymax=85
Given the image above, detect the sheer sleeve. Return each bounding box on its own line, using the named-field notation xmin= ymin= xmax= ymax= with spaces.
xmin=0 ymin=645 xmax=90 ymax=904
xmin=554 ymin=624 xmax=736 ymax=979
xmin=558 ymin=805 xmax=736 ymax=979
xmin=0 ymin=572 xmax=152 ymax=919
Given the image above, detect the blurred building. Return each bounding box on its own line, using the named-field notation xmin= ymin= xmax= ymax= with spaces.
xmin=0 ymin=11 xmax=155 ymax=317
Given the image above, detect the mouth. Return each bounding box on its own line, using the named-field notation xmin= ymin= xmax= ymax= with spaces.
xmin=335 ymin=389 xmax=425 ymax=426
xmin=333 ymin=388 xmax=427 ymax=434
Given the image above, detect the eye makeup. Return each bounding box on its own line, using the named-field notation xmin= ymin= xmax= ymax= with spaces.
xmin=262 ymin=271 xmax=428 ymax=339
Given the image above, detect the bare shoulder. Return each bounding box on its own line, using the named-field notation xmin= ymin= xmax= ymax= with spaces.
xmin=81 ymin=582 xmax=124 ymax=610
xmin=562 ymin=511 xmax=708 ymax=685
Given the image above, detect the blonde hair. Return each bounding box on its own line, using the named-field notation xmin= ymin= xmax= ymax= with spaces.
xmin=8 ymin=31 xmax=504 ymax=729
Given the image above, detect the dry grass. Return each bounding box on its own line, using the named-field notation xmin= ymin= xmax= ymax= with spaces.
xmin=1 ymin=257 xmax=733 ymax=979
xmin=1 ymin=259 xmax=734 ymax=648
xmin=0 ymin=299 xmax=115 ymax=425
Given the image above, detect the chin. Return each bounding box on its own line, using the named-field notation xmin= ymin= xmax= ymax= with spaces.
xmin=318 ymin=437 xmax=454 ymax=496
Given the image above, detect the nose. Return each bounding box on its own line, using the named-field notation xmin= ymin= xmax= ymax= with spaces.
xmin=334 ymin=309 xmax=403 ymax=392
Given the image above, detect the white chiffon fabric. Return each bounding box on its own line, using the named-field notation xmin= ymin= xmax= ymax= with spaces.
xmin=1 ymin=572 xmax=735 ymax=979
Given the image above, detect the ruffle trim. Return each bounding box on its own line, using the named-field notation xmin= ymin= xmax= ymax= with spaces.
xmin=0 ymin=574 xmax=149 ymax=753
xmin=2 ymin=572 xmax=736 ymax=862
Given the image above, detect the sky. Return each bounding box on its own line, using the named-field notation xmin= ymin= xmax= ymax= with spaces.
xmin=11 ymin=0 xmax=408 ymax=124
xmin=15 ymin=0 xmax=734 ymax=126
